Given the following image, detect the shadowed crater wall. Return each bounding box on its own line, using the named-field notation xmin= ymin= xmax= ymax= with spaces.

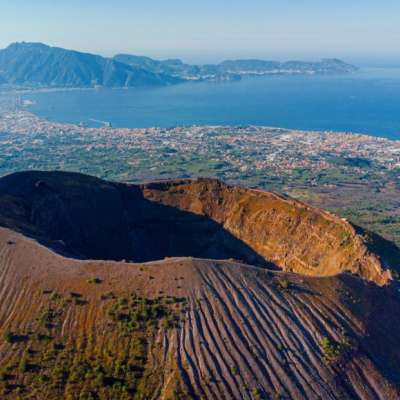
xmin=0 ymin=171 xmax=270 ymax=266
xmin=0 ymin=171 xmax=397 ymax=284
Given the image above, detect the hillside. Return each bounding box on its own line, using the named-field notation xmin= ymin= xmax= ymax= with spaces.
xmin=114 ymin=54 xmax=357 ymax=80
xmin=0 ymin=171 xmax=399 ymax=399
xmin=216 ymin=58 xmax=358 ymax=75
xmin=0 ymin=42 xmax=181 ymax=88
xmin=0 ymin=42 xmax=357 ymax=88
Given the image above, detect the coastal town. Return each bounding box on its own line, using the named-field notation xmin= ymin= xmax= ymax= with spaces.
xmin=1 ymin=110 xmax=400 ymax=182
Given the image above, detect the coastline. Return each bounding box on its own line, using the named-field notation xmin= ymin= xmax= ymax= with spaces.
xmin=9 ymin=68 xmax=398 ymax=140
xmin=0 ymin=108 xmax=394 ymax=142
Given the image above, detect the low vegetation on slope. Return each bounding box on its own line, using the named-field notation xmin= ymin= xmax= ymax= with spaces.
xmin=1 ymin=289 xmax=186 ymax=399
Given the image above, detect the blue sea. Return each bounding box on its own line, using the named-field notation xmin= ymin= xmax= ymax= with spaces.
xmin=25 ymin=67 xmax=400 ymax=139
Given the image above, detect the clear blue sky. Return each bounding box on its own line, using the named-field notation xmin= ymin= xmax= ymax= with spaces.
xmin=1 ymin=0 xmax=399 ymax=63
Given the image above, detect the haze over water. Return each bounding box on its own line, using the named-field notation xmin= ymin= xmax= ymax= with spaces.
xmin=25 ymin=67 xmax=400 ymax=139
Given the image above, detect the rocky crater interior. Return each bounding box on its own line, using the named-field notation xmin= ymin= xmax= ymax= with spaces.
xmin=0 ymin=171 xmax=397 ymax=285
xmin=0 ymin=172 xmax=269 ymax=265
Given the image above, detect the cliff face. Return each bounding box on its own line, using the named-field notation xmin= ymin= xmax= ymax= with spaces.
xmin=142 ymin=179 xmax=394 ymax=285
xmin=0 ymin=172 xmax=395 ymax=286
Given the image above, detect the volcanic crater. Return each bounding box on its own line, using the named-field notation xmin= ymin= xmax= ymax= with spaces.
xmin=0 ymin=171 xmax=399 ymax=400
xmin=0 ymin=171 xmax=395 ymax=285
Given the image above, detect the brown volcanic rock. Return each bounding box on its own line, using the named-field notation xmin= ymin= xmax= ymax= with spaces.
xmin=0 ymin=171 xmax=396 ymax=285
xmin=0 ymin=171 xmax=399 ymax=399
xmin=141 ymin=178 xmax=394 ymax=285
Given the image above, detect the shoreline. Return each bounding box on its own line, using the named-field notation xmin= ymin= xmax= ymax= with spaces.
xmin=2 ymin=66 xmax=399 ymax=140
xmin=0 ymin=109 xmax=394 ymax=143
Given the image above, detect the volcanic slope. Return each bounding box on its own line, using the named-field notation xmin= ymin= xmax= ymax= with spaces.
xmin=0 ymin=171 xmax=399 ymax=399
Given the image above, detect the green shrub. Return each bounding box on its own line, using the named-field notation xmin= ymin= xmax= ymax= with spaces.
xmin=277 ymin=279 xmax=290 ymax=290
xmin=321 ymin=331 xmax=353 ymax=365
xmin=321 ymin=336 xmax=341 ymax=363
xmin=3 ymin=330 xmax=13 ymax=343
xmin=252 ymin=388 xmax=262 ymax=399
xmin=87 ymin=277 xmax=102 ymax=284
xmin=19 ymin=354 xmax=28 ymax=373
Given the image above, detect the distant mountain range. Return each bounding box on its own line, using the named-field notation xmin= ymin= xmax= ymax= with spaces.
xmin=0 ymin=42 xmax=358 ymax=89
xmin=114 ymin=54 xmax=358 ymax=81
